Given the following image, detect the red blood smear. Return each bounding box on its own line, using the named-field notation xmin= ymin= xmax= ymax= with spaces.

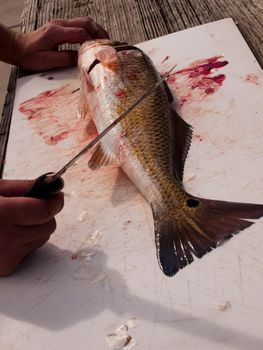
xmin=19 ymin=87 xmax=69 ymax=116
xmin=204 ymin=87 xmax=215 ymax=94
xmin=165 ymin=56 xmax=228 ymax=106
xmin=193 ymin=134 xmax=203 ymax=141
xmin=18 ymin=85 xmax=85 ymax=147
xmin=245 ymin=73 xmax=260 ymax=85
xmin=176 ymin=59 xmax=228 ymax=77
xmin=166 ymin=74 xmax=176 ymax=84
xmin=48 ymin=131 xmax=71 ymax=144
xmin=191 ymin=75 xmax=226 ymax=91
xmin=208 ymin=74 xmax=226 ymax=85
xmin=115 ymin=90 xmax=126 ymax=98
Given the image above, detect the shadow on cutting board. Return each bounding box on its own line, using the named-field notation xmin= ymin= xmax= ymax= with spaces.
xmin=0 ymin=243 xmax=262 ymax=350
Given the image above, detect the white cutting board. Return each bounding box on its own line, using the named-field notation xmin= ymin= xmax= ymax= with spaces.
xmin=1 ymin=18 xmax=263 ymax=350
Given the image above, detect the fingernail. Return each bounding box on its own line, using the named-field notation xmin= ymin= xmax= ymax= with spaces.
xmin=90 ymin=20 xmax=100 ymax=32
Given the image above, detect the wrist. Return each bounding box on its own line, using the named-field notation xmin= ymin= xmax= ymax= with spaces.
xmin=11 ymin=31 xmax=27 ymax=67
xmin=0 ymin=23 xmax=26 ymax=67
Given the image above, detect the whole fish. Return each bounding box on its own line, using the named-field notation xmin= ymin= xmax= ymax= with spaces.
xmin=78 ymin=39 xmax=263 ymax=276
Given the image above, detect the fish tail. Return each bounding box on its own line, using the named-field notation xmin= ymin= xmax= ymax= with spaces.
xmin=152 ymin=195 xmax=263 ymax=277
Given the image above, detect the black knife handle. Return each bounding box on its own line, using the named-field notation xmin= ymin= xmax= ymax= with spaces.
xmin=24 ymin=173 xmax=64 ymax=199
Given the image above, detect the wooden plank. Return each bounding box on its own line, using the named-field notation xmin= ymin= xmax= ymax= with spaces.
xmin=163 ymin=0 xmax=263 ymax=66
xmin=14 ymin=0 xmax=263 ymax=62
xmin=0 ymin=67 xmax=19 ymax=176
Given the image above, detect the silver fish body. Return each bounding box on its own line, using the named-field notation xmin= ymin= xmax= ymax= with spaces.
xmin=78 ymin=40 xmax=263 ymax=276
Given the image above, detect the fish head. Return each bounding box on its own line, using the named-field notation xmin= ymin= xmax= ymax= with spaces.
xmin=78 ymin=39 xmax=128 ymax=72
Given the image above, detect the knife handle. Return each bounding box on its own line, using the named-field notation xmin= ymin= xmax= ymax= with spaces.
xmin=24 ymin=173 xmax=64 ymax=199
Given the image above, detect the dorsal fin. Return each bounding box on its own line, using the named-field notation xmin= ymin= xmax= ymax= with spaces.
xmin=169 ymin=108 xmax=193 ymax=184
xmin=88 ymin=142 xmax=119 ymax=170
xmin=78 ymin=67 xmax=95 ymax=119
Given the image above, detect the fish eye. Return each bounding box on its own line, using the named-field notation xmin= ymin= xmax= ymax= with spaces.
xmin=186 ymin=198 xmax=199 ymax=207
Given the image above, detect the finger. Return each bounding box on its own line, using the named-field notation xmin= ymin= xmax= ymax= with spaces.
xmin=38 ymin=50 xmax=78 ymax=70
xmin=24 ymin=236 xmax=50 ymax=251
xmin=20 ymin=50 xmax=78 ymax=72
xmin=0 ymin=237 xmax=48 ymax=276
xmin=0 ymin=192 xmax=64 ymax=225
xmin=50 ymin=17 xmax=109 ymax=39
xmin=0 ymin=179 xmax=34 ymax=197
xmin=0 ymin=249 xmax=26 ymax=276
xmin=47 ymin=26 xmax=92 ymax=47
xmin=14 ymin=218 xmax=56 ymax=244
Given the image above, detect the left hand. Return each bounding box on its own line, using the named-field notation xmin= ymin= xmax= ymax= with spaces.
xmin=13 ymin=17 xmax=109 ymax=72
xmin=0 ymin=179 xmax=64 ymax=276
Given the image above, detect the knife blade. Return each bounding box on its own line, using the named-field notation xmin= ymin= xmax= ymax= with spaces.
xmin=24 ymin=64 xmax=177 ymax=199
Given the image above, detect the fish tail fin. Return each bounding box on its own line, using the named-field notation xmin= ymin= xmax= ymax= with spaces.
xmin=152 ymin=195 xmax=263 ymax=276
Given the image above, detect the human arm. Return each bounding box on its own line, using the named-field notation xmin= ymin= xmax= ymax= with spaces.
xmin=0 ymin=179 xmax=64 ymax=276
xmin=0 ymin=17 xmax=109 ymax=72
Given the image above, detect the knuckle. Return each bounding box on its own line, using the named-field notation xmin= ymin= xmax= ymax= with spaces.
xmin=85 ymin=16 xmax=93 ymax=23
xmin=40 ymin=219 xmax=56 ymax=236
xmin=48 ymin=219 xmax=57 ymax=234
xmin=49 ymin=19 xmax=61 ymax=25
xmin=75 ymin=16 xmax=92 ymax=22
xmin=44 ymin=23 xmax=59 ymax=35
xmin=41 ymin=194 xmax=64 ymax=222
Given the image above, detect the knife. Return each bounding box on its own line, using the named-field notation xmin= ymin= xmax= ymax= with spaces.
xmin=24 ymin=64 xmax=176 ymax=199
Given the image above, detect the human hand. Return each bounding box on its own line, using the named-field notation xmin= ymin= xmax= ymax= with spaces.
xmin=13 ymin=17 xmax=109 ymax=71
xmin=0 ymin=179 xmax=64 ymax=276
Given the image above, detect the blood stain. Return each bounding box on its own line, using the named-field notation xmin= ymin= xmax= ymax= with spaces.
xmin=244 ymin=73 xmax=260 ymax=85
xmin=115 ymin=90 xmax=126 ymax=98
xmin=164 ymin=56 xmax=228 ymax=107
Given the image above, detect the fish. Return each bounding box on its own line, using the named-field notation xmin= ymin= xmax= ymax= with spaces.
xmin=78 ymin=39 xmax=263 ymax=277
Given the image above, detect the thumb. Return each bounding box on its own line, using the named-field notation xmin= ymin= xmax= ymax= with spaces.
xmin=41 ymin=50 xmax=78 ymax=69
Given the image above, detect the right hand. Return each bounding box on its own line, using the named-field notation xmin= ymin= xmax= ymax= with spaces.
xmin=0 ymin=179 xmax=64 ymax=276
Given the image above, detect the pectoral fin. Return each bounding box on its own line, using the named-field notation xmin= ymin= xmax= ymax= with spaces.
xmin=78 ymin=67 xmax=95 ymax=119
xmin=88 ymin=142 xmax=120 ymax=170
